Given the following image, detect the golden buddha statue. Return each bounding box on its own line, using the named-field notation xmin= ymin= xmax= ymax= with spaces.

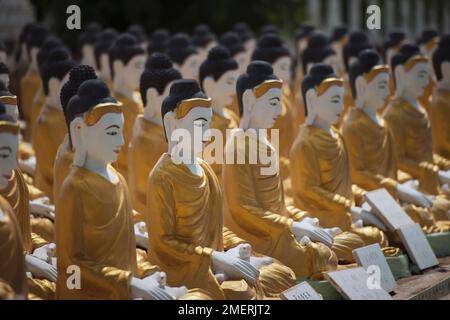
xmin=384 ymin=44 xmax=450 ymax=201
xmin=57 ymin=79 xmax=184 ymax=300
xmin=128 ymin=53 xmax=179 ymax=213
xmin=342 ymin=49 xmax=449 ymax=232
xmin=109 ymin=33 xmax=146 ymax=179
xmin=418 ymin=29 xmax=440 ymax=111
xmin=290 ymin=64 xmax=395 ymax=255
xmin=33 ymin=48 xmax=75 ymax=199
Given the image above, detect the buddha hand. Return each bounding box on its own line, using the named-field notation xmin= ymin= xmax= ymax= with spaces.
xmin=351 ymin=206 xmax=387 ymax=231
xmin=291 ymin=220 xmax=334 ymax=247
xmin=134 ymin=222 xmax=148 ymax=249
xmin=397 ymin=182 xmax=433 ymax=208
xmin=130 ymin=274 xmax=175 ymax=300
xmin=227 ymin=243 xmax=274 ymax=270
xmin=32 ymin=243 xmax=56 ymax=266
xmin=438 ymin=170 xmax=450 ymax=186
xmin=25 ymin=254 xmax=57 ymax=282
xmin=29 ymin=197 xmax=55 ymax=221
xmin=211 ymin=250 xmax=259 ymax=285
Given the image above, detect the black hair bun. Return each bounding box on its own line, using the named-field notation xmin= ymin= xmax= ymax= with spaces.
xmin=146 ymin=52 xmax=173 ymax=70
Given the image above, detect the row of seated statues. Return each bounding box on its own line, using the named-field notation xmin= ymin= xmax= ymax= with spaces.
xmin=0 ymin=21 xmax=449 ymax=299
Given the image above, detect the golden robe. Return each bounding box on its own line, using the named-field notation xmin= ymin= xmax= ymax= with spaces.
xmin=146 ymin=154 xmax=227 ymax=299
xmin=223 ymin=132 xmax=339 ymax=277
xmin=30 ymin=88 xmax=45 ymax=142
xmin=0 ymin=169 xmax=56 ymax=299
xmin=53 ymin=135 xmax=74 ymax=202
xmin=127 ymin=116 xmax=167 ymax=214
xmin=226 ymin=95 xmax=240 ymax=119
xmin=429 ymin=88 xmax=450 ymax=160
xmin=342 ymin=108 xmax=448 ymax=232
xmin=20 ymin=69 xmax=41 ymax=141
xmin=114 ymin=91 xmax=144 ymax=179
xmin=209 ymin=110 xmax=239 ymax=184
xmin=0 ymin=196 xmax=27 ymax=297
xmin=56 ymin=166 xmax=137 ymax=299
xmin=383 ymin=98 xmax=449 ymax=195
xmin=33 ymin=105 xmax=67 ymax=200
xmin=290 ymin=125 xmax=390 ymax=249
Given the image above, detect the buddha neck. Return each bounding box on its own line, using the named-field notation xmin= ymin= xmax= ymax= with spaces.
xmin=83 ymin=156 xmax=118 ymax=183
xmin=45 ymin=94 xmax=61 ymax=111
xmin=212 ymin=103 xmax=228 ymax=118
xmin=113 ymin=74 xmax=135 ymax=99
xmin=400 ymin=94 xmax=421 ymax=111
xmin=360 ymin=103 xmax=382 ymax=126
xmin=168 ymin=146 xmax=202 ymax=176
xmin=311 ymin=117 xmax=335 ymax=138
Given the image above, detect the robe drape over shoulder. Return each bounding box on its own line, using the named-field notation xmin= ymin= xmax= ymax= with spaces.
xmin=222 ymin=131 xmax=339 ymax=277
xmin=114 ymin=92 xmax=144 ymax=179
xmin=146 ymin=154 xmax=225 ymax=299
xmin=33 ymin=105 xmax=67 ymax=200
xmin=383 ymin=98 xmax=449 ymax=195
xmin=429 ymin=88 xmax=450 ymax=160
xmin=0 ymin=195 xmax=27 ymax=297
xmin=53 ymin=134 xmax=74 ymax=202
xmin=128 ymin=115 xmax=167 ymax=213
xmin=290 ymin=125 xmax=391 ymax=253
xmin=56 ymin=166 xmax=137 ymax=299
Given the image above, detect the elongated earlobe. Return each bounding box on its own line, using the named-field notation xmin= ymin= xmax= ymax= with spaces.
xmin=240 ymin=89 xmax=256 ymax=129
xmin=71 ymin=117 xmax=87 ymax=167
xmin=355 ymin=76 xmax=366 ymax=108
xmin=163 ymin=111 xmax=176 ymax=142
xmin=305 ymin=89 xmax=317 ymax=125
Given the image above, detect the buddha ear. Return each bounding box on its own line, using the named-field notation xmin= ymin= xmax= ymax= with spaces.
xmin=48 ymin=77 xmax=60 ymax=96
xmin=355 ymin=75 xmax=366 ymax=97
xmin=71 ymin=117 xmax=87 ymax=167
xmin=239 ymin=89 xmax=256 ymax=129
xmin=394 ymin=65 xmax=405 ymax=93
xmin=146 ymin=88 xmax=158 ymax=106
xmin=203 ymin=77 xmax=215 ymax=97
xmin=305 ymin=89 xmax=317 ymax=125
xmin=163 ymin=111 xmax=176 ymax=141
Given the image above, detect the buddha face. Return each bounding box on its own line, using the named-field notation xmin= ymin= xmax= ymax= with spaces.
xmin=82 ymin=112 xmax=125 ymax=165
xmin=323 ymin=54 xmax=341 ymax=76
xmin=123 ymin=54 xmax=146 ymax=91
xmin=296 ymin=38 xmax=308 ymax=54
xmin=145 ymin=81 xmax=174 ymax=119
xmin=0 ymin=132 xmax=18 ymax=188
xmin=203 ymin=69 xmax=239 ymax=108
xmin=358 ymin=72 xmax=390 ymax=112
xmin=179 ymin=54 xmax=201 ymax=79
xmin=167 ymin=106 xmax=212 ymax=155
xmin=246 ymin=87 xmax=282 ymax=129
xmin=234 ymin=52 xmax=249 ymax=74
xmin=307 ymin=84 xmax=344 ymax=126
xmin=272 ymin=56 xmax=291 ymax=84
xmin=0 ymin=74 xmax=10 ymax=88
xmin=81 ymin=44 xmax=96 ymax=68
xmin=244 ymin=39 xmax=256 ymax=55
xmin=402 ymin=61 xmax=429 ymax=98
xmin=48 ymin=72 xmax=70 ymax=109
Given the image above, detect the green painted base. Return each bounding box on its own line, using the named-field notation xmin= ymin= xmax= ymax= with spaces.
xmin=297 ymin=277 xmax=344 ymax=300
xmin=426 ymin=232 xmax=450 ymax=257
xmin=386 ymin=254 xmax=412 ymax=280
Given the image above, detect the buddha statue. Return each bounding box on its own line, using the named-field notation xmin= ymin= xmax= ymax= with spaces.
xmin=383 ymin=31 xmax=407 ymax=69
xmin=341 ymin=31 xmax=373 ymax=124
xmin=342 ymin=49 xmax=449 ymax=232
xmin=329 ymin=26 xmax=348 ymax=77
xmin=233 ymin=23 xmax=256 ymax=56
xmin=20 ymin=25 xmax=49 ymax=141
xmin=33 ymin=48 xmax=76 ymax=199
xmin=219 ymin=32 xmax=248 ymax=117
xmin=166 ymin=33 xmax=201 ymax=80
xmin=222 ymin=61 xmax=345 ymax=276
xmin=0 ymin=103 xmax=56 ymax=300
xmin=54 ymin=64 xmax=98 ymax=202
xmin=94 ymin=28 xmax=118 ymax=89
xmin=430 ymin=35 xmax=450 ymax=161
xmin=57 ymin=79 xmax=184 ymax=300
xmin=147 ymin=79 xmax=299 ymax=299
xmin=384 ymin=44 xmax=450 ymax=201
xmin=128 ymin=53 xmax=181 ymax=214
xmin=199 ymin=46 xmax=240 ymax=183
xmin=108 ymin=33 xmax=146 ymax=179
xmin=293 ymin=24 xmax=316 ymax=91
xmin=31 ymin=36 xmax=66 ymax=140
xmin=418 ymin=28 xmax=440 ymax=110
xmin=0 ymin=62 xmax=10 ymax=88
xmin=77 ymin=22 xmax=101 ymax=69
xmin=192 ymin=24 xmax=217 ymax=63
xmin=251 ymin=34 xmax=295 ymax=161
xmin=290 ymin=63 xmax=395 ymax=254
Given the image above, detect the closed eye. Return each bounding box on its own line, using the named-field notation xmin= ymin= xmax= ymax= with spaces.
xmin=106 ymin=131 xmax=118 ymax=136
